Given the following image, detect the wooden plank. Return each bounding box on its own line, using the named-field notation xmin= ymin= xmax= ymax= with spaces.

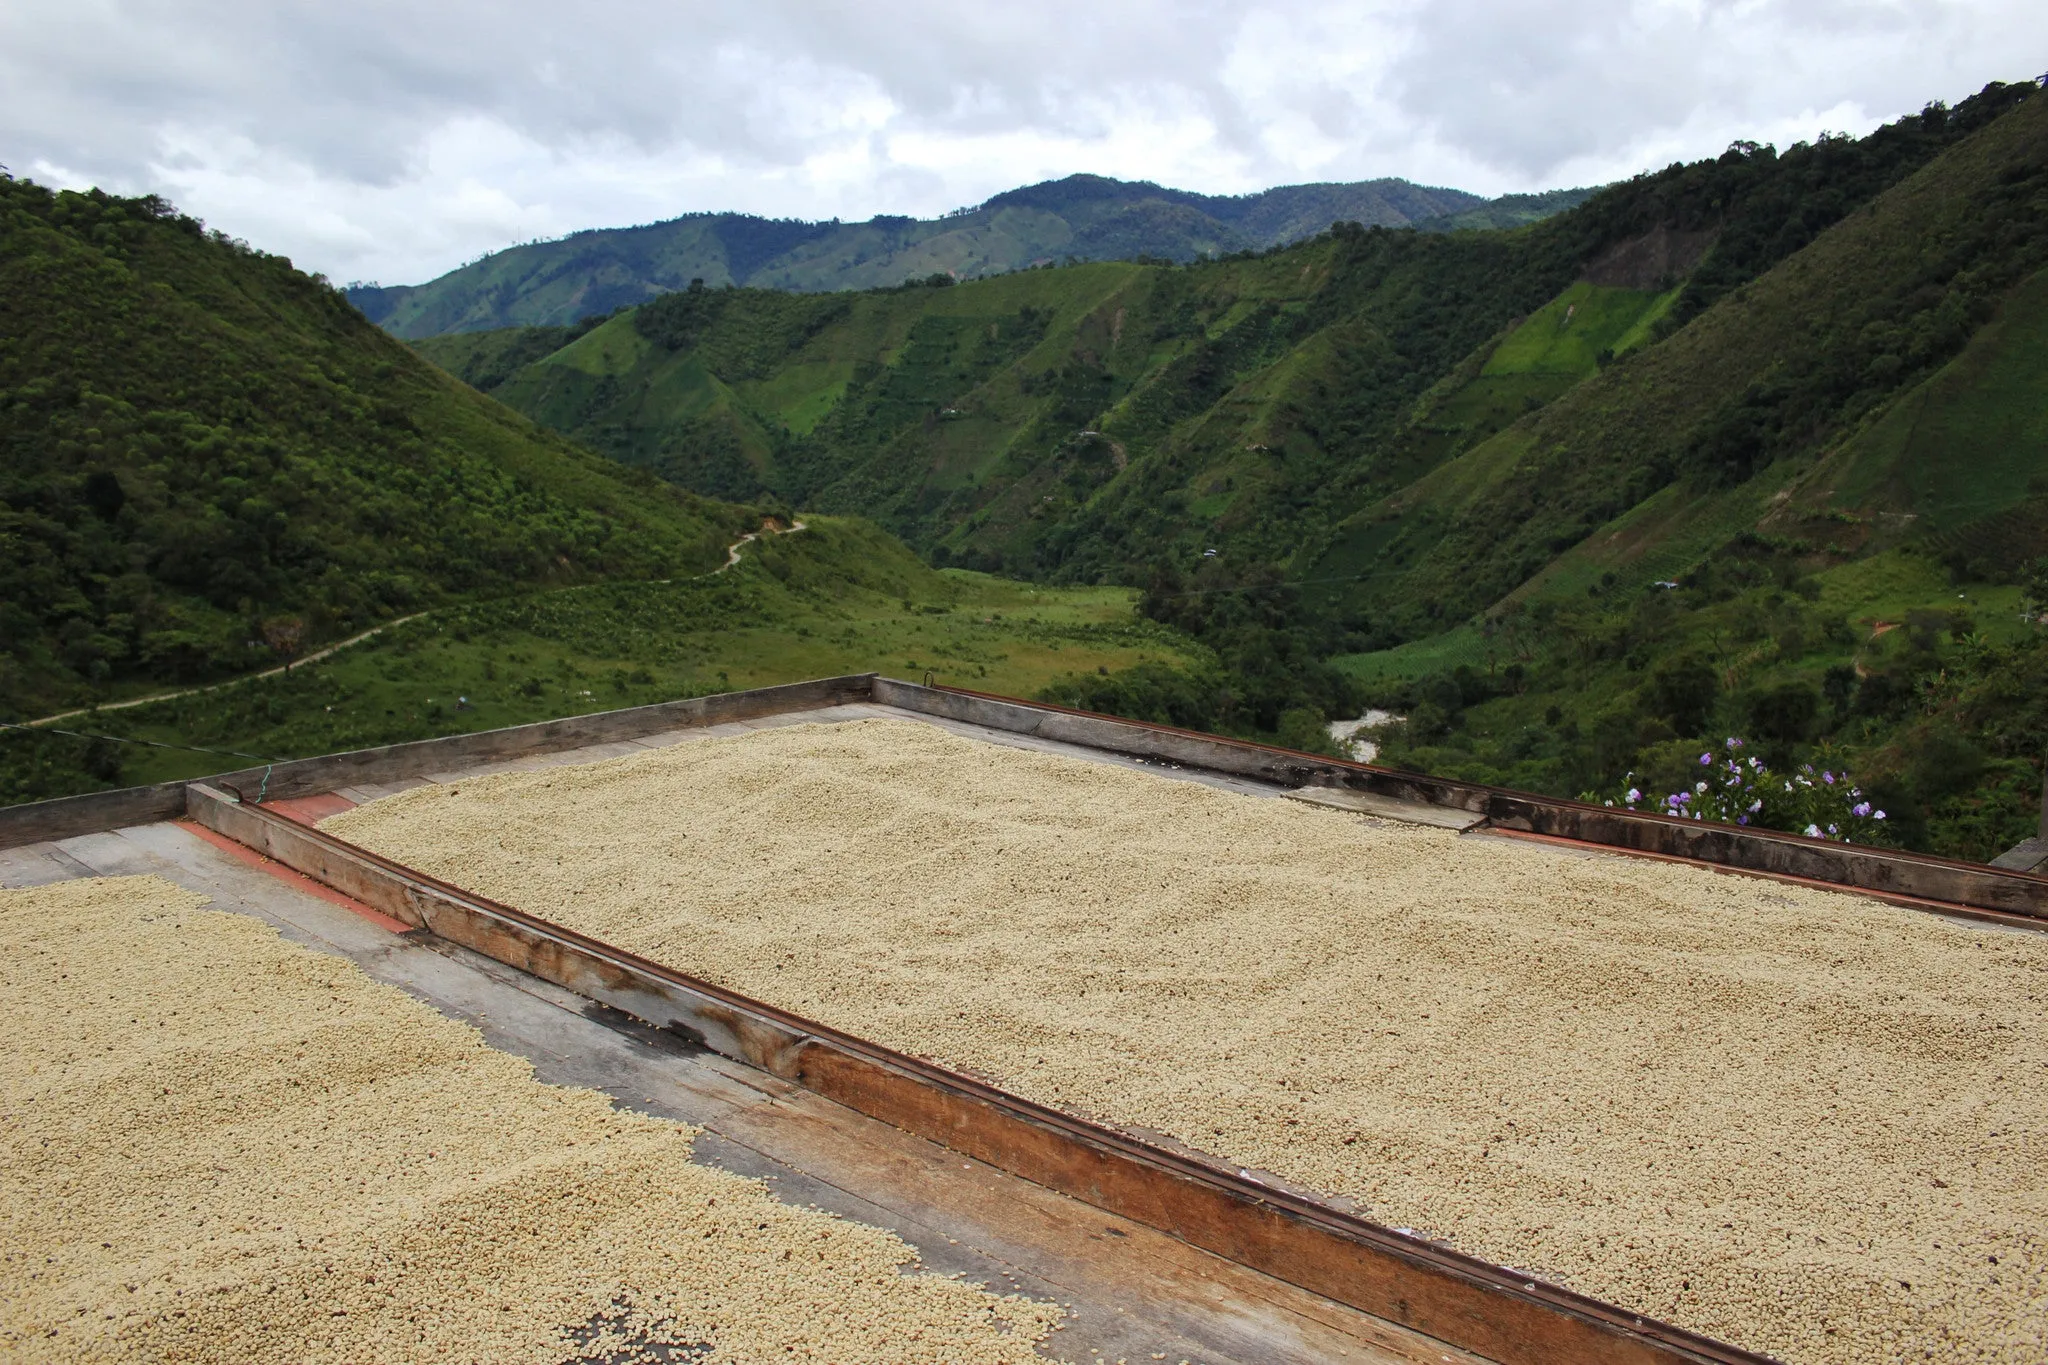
xmin=183 ymin=782 xmax=1773 ymax=1365
xmin=0 ymin=781 xmax=189 ymax=852
xmin=1990 ymin=836 xmax=2048 ymax=872
xmin=1287 ymin=786 xmax=1488 ymax=830
xmin=0 ymin=675 xmax=878 ymax=851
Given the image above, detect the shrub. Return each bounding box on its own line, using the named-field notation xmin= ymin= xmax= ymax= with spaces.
xmin=1599 ymin=736 xmax=1891 ymax=844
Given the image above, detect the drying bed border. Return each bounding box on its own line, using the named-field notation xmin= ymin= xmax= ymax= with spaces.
xmin=183 ymin=780 xmax=1776 ymax=1365
xmin=8 ymin=673 xmax=2043 ymax=926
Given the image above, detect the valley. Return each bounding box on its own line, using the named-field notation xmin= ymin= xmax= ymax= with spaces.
xmin=7 ymin=78 xmax=2048 ymax=863
xmin=394 ymin=79 xmax=2048 ymax=860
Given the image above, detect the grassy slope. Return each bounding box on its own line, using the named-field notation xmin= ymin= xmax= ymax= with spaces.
xmin=1325 ymin=87 xmax=2048 ymax=646
xmin=1330 ymin=98 xmax=2048 ymax=858
xmin=1806 ymin=263 xmax=2048 ymax=539
xmin=430 ymin=236 xmax=1588 ymax=585
xmin=0 ymin=179 xmax=754 ymax=719
xmin=3 ymin=517 xmax=1201 ymax=800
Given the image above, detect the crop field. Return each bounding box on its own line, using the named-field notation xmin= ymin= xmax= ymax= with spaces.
xmin=1478 ymin=281 xmax=1674 ymax=376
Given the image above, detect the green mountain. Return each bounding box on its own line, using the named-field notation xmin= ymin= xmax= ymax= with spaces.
xmin=0 ymin=174 xmax=755 ymax=720
xmin=347 ymin=175 xmax=1593 ymax=338
xmin=420 ymin=79 xmax=2048 ymax=857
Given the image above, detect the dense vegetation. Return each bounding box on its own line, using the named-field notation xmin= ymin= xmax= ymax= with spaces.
xmin=420 ymin=79 xmax=2048 ymax=860
xmin=0 ymin=174 xmax=754 ymax=722
xmin=347 ymin=174 xmax=1593 ymax=337
xmin=1362 ymin=540 xmax=2048 ymax=860
xmin=0 ymin=518 xmax=1201 ymax=804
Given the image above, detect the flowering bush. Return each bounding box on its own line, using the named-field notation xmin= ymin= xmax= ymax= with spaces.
xmin=1601 ymin=737 xmax=1889 ymax=843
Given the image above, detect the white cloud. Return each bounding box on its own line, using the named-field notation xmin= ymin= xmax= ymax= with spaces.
xmin=2 ymin=0 xmax=2041 ymax=284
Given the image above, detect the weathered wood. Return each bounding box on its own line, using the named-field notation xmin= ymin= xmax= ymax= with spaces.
xmin=0 ymin=779 xmax=193 ymax=851
xmin=0 ymin=675 xmax=877 ymax=851
xmin=1989 ymin=836 xmax=2048 ymax=873
xmin=876 ymin=679 xmax=2048 ymax=922
xmin=184 ymin=783 xmax=1773 ymax=1365
xmin=1286 ymin=786 xmax=1488 ymax=830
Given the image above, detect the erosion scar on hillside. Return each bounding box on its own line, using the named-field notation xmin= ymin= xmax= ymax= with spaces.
xmin=325 ymin=719 xmax=2048 ymax=1365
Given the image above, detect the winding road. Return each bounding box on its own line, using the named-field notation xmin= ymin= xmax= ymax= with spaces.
xmin=24 ymin=519 xmax=807 ymax=728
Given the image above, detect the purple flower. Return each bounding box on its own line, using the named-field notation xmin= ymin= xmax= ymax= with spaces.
xmin=1627 ymin=787 xmax=1641 ymax=803
xmin=1700 ymin=752 xmax=1713 ymax=765
xmin=1874 ymin=810 xmax=1887 ymax=821
xmin=1727 ymin=737 xmax=1744 ymax=749
xmin=1737 ymin=815 xmax=1749 ymax=825
xmin=1748 ymin=799 xmax=1762 ymax=813
xmin=1853 ymin=802 xmax=1872 ymax=817
xmin=1823 ymin=771 xmax=1836 ymax=785
xmin=1804 ymin=824 xmax=1822 ymax=837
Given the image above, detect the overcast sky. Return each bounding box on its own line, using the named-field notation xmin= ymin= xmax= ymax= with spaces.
xmin=4 ymin=1 xmax=2041 ymax=286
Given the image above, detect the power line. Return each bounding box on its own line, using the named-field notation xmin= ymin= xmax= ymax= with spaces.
xmin=0 ymin=718 xmax=279 ymax=765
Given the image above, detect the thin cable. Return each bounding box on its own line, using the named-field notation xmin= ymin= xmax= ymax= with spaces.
xmin=0 ymin=718 xmax=280 ymax=765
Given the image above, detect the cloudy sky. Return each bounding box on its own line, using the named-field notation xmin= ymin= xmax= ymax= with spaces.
xmin=4 ymin=1 xmax=2041 ymax=286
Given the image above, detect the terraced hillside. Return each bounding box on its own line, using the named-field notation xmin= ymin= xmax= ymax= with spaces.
xmin=349 ymin=175 xmax=1591 ymax=338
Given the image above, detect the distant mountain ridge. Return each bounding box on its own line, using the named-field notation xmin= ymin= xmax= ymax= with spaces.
xmin=347 ymin=174 xmax=1592 ymax=339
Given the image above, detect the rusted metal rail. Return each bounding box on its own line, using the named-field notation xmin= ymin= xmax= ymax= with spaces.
xmin=184 ymin=782 xmax=1777 ymax=1365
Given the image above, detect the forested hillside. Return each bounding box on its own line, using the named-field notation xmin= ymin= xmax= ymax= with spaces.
xmin=423 ymin=79 xmax=2048 ymax=859
xmin=0 ymin=176 xmax=753 ymax=719
xmin=348 ymin=174 xmax=1591 ymax=338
